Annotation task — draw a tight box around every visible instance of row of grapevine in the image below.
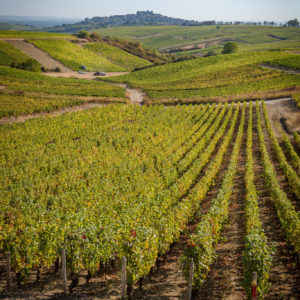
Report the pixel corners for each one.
[242,102,273,299]
[294,132,300,150]
[261,101,300,200]
[256,102,300,252]
[180,102,244,288]
[161,103,221,181]
[281,132,300,176]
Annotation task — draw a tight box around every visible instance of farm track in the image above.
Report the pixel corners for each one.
[252,106,300,299]
[194,109,247,300]
[130,105,239,299]
[259,64,300,75]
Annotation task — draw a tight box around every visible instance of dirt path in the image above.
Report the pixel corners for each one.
[195,114,247,300]
[259,64,300,75]
[44,71,129,79]
[0,102,106,125]
[252,105,300,298]
[265,98,300,137]
[6,40,72,72]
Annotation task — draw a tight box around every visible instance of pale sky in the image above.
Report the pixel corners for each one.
[0,0,299,22]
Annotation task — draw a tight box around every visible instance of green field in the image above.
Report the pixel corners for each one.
[0,30,72,39]
[0,40,31,66]
[95,25,300,53]
[106,51,300,103]
[85,42,152,71]
[27,39,125,71]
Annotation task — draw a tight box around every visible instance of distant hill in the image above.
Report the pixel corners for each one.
[0,16,82,28]
[0,22,35,31]
[40,11,215,33]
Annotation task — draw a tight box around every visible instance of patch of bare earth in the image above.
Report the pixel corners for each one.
[194,111,247,300]
[265,98,300,138]
[251,106,300,299]
[6,40,71,72]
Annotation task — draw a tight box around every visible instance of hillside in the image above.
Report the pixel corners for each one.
[106,51,300,103]
[27,39,126,72]
[85,42,152,71]
[0,22,34,31]
[95,25,300,53]
[40,11,201,33]
[0,40,33,66]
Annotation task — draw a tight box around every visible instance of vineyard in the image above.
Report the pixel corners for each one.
[106,51,300,103]
[95,25,300,52]
[0,40,33,67]
[0,101,299,298]
[27,39,125,72]
[0,66,128,117]
[85,43,152,71]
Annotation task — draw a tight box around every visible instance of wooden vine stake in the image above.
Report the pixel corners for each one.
[6,251,11,292]
[121,256,127,300]
[187,258,194,300]
[61,249,67,293]
[251,272,257,300]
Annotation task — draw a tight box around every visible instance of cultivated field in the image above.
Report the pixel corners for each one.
[0,26,299,299]
[106,51,300,103]
[27,39,125,72]
[95,25,300,53]
[0,102,299,299]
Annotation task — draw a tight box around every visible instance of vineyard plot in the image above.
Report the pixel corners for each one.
[0,102,299,299]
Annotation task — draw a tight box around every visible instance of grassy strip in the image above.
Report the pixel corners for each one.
[243,102,273,299]
[180,102,244,288]
[257,101,300,252]
[0,30,72,39]
[262,101,300,200]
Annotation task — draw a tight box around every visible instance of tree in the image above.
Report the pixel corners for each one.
[221,42,238,54]
[287,18,299,27]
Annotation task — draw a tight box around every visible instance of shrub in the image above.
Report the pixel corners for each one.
[90,32,102,41]
[77,30,90,39]
[222,42,238,54]
[11,58,41,72]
